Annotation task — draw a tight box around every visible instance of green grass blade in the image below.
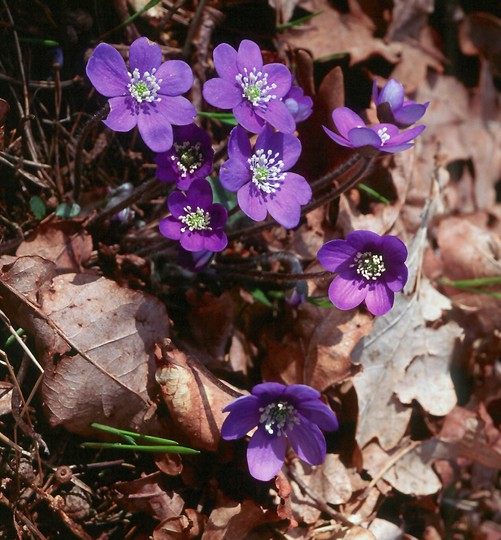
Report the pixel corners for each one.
[81,442,200,455]
[277,10,323,31]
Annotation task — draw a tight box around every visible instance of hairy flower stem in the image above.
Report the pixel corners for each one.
[73,103,110,203]
[227,155,373,240]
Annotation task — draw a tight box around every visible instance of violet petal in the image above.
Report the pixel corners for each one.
[328,275,368,310]
[296,400,339,432]
[236,40,263,73]
[221,395,261,440]
[86,43,129,97]
[260,99,296,134]
[159,217,182,240]
[137,108,173,152]
[156,60,194,96]
[287,417,326,465]
[103,96,137,132]
[247,427,286,481]
[213,43,239,80]
[317,239,358,273]
[332,107,365,137]
[129,37,161,73]
[237,183,268,222]
[364,282,394,316]
[203,78,242,109]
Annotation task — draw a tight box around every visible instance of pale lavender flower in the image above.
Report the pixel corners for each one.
[220,125,311,229]
[159,179,227,252]
[318,230,408,316]
[86,37,196,152]
[154,124,214,190]
[202,40,295,134]
[284,83,313,123]
[372,78,429,128]
[221,382,338,482]
[323,107,425,157]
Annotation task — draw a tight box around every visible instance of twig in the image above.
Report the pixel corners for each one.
[73,104,110,203]
[287,465,354,526]
[182,0,209,58]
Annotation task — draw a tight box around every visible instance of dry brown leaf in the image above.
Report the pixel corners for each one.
[368,518,405,540]
[201,495,269,540]
[113,471,184,522]
[290,455,353,524]
[0,256,169,436]
[16,221,92,274]
[261,302,371,391]
[363,441,441,496]
[436,216,501,333]
[280,0,402,65]
[352,278,462,449]
[155,341,241,451]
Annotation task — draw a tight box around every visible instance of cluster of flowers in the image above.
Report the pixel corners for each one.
[86,37,426,481]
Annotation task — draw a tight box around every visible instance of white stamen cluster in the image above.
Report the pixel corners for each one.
[377,126,390,144]
[248,149,286,194]
[236,67,277,107]
[259,401,300,436]
[179,205,212,232]
[352,251,386,280]
[128,67,162,103]
[171,141,203,177]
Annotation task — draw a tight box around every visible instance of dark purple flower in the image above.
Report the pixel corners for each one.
[159,179,228,252]
[221,382,338,482]
[284,83,313,123]
[323,107,425,157]
[202,40,295,134]
[372,78,429,128]
[317,230,408,316]
[154,124,214,190]
[220,125,311,229]
[177,246,214,272]
[86,37,196,153]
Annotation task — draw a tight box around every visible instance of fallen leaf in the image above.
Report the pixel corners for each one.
[290,454,353,524]
[201,495,269,540]
[114,471,184,522]
[155,340,242,451]
[16,221,92,274]
[0,256,170,436]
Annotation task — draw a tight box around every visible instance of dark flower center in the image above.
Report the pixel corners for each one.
[236,67,277,107]
[353,251,386,280]
[179,205,212,232]
[128,67,162,103]
[248,149,286,194]
[259,400,300,436]
[172,141,203,177]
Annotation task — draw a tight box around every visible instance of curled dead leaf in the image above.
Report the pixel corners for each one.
[155,340,242,451]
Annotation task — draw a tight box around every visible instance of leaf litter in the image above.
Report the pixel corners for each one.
[0,1,500,539]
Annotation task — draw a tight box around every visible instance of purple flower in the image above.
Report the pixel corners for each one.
[86,37,196,153]
[284,83,313,123]
[177,246,214,273]
[220,125,312,229]
[317,230,408,316]
[323,107,425,157]
[159,179,227,252]
[202,40,295,134]
[154,124,214,190]
[221,382,338,482]
[372,78,429,128]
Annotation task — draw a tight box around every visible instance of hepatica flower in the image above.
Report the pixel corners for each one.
[159,179,227,252]
[372,78,429,128]
[221,382,338,482]
[86,37,196,152]
[220,125,311,229]
[284,82,313,123]
[323,107,425,157]
[318,230,408,316]
[154,124,214,190]
[203,40,295,134]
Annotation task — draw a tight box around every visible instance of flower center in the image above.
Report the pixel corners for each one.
[259,400,300,436]
[236,67,277,107]
[172,141,203,178]
[353,251,386,280]
[128,67,162,103]
[377,127,390,144]
[248,149,286,194]
[179,205,212,232]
